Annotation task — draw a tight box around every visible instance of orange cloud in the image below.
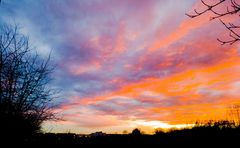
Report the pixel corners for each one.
[69,50,240,125]
[43,0,240,133]
[148,15,210,52]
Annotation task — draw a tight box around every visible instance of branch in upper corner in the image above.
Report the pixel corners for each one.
[186,0,240,45]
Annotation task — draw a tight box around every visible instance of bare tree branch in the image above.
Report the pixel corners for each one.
[186,0,240,45]
[0,24,57,139]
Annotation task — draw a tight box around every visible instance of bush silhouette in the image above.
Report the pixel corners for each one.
[131,128,141,135]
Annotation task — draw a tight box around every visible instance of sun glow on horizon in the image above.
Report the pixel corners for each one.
[133,120,195,130]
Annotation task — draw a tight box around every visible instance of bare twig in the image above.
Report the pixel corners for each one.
[186,0,240,45]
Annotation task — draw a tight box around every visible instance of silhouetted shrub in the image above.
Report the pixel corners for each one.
[131,128,141,135]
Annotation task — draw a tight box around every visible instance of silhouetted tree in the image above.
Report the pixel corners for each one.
[154,128,166,135]
[0,24,55,141]
[131,128,141,135]
[186,0,240,45]
[195,120,237,128]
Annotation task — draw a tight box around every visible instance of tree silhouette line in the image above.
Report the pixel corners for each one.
[14,120,239,146]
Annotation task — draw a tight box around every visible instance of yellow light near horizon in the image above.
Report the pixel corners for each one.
[133,120,194,129]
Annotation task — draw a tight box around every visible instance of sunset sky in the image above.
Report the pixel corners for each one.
[0,0,240,134]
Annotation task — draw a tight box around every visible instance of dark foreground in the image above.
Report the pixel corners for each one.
[2,123,240,147]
